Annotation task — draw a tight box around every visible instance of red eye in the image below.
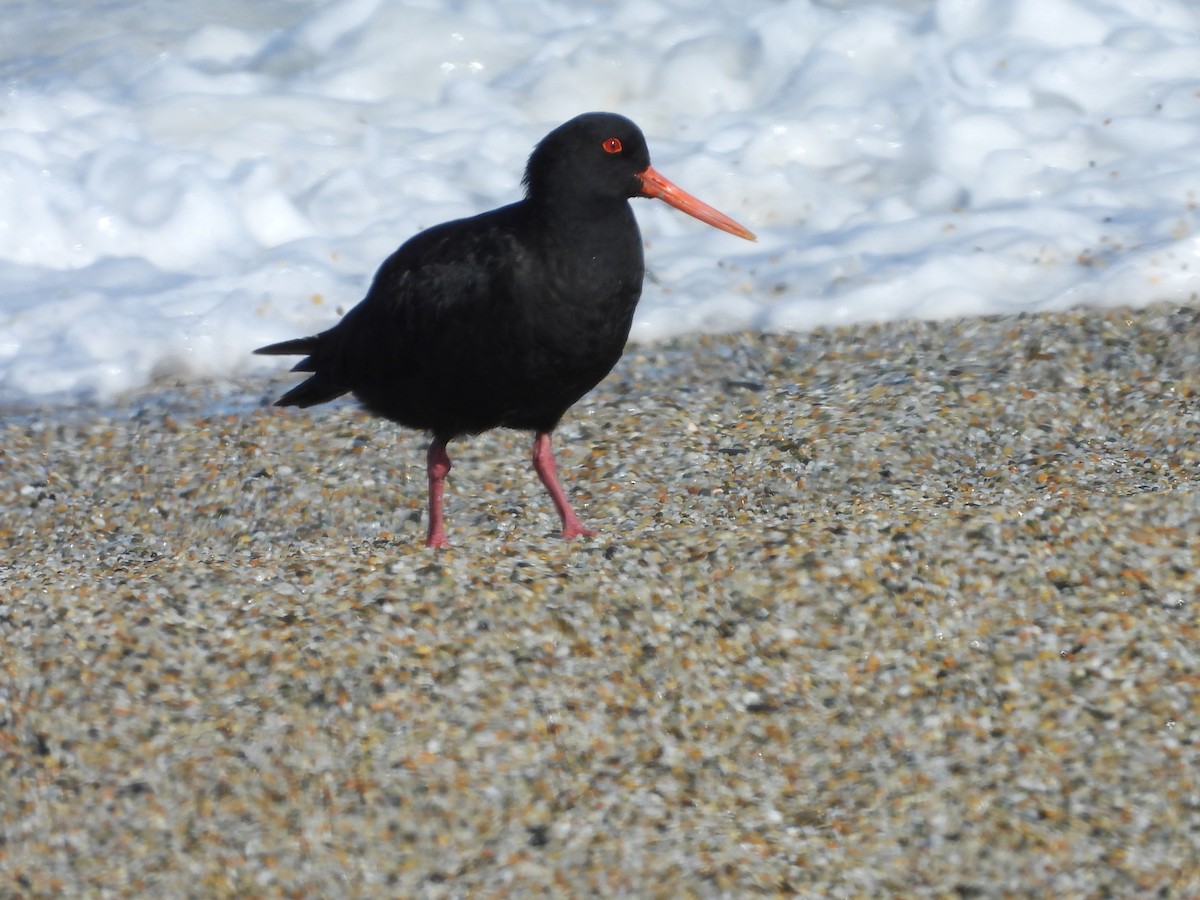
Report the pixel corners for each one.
[602,137,623,154]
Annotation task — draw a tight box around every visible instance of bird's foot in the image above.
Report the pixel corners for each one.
[561,523,598,541]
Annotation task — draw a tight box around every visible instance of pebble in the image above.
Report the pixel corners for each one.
[2,303,1199,896]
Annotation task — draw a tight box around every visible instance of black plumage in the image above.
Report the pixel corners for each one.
[256,112,754,547]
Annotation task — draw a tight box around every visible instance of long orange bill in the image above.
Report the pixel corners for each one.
[637,165,757,241]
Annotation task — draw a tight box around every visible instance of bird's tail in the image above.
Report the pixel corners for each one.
[273,374,346,408]
[255,335,348,408]
[254,336,320,359]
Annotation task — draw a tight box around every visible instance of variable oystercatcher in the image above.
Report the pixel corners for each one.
[256,112,755,548]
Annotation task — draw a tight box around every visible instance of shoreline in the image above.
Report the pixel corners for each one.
[3,302,1198,895]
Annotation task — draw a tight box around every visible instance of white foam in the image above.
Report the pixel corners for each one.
[2,0,1199,405]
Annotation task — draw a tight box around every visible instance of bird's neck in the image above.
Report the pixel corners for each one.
[526,193,640,252]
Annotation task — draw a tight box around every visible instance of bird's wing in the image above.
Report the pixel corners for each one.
[326,205,531,386]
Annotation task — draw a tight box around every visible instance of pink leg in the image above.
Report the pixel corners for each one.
[426,440,452,549]
[532,430,596,540]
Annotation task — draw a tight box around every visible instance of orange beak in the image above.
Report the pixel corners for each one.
[637,165,756,241]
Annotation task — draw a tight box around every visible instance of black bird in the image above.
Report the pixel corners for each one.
[255,112,755,548]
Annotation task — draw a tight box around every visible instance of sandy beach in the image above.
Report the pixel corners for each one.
[3,303,1199,896]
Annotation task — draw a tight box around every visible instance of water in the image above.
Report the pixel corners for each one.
[2,0,1198,406]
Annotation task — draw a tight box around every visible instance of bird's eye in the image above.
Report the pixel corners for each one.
[602,137,623,154]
